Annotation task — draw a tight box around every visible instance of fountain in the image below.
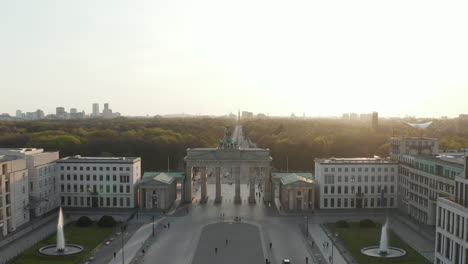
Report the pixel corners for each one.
[361,219,406,258]
[39,207,84,256]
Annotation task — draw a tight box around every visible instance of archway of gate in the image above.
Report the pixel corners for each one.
[182,147,273,204]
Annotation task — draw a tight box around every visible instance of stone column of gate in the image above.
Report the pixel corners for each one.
[248,167,256,203]
[184,165,193,202]
[234,166,241,204]
[263,167,272,202]
[200,166,207,202]
[215,167,222,203]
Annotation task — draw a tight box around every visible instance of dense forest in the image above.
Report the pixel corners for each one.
[0,118,233,171]
[243,118,468,172]
[0,117,467,173]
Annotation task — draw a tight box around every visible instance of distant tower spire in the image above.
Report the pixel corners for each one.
[238,109,240,122]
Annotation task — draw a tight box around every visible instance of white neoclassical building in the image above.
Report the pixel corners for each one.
[0,155,29,237]
[57,156,141,208]
[315,157,398,209]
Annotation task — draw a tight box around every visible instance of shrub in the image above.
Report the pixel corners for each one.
[76,216,93,227]
[98,215,116,227]
[336,220,349,228]
[359,219,375,228]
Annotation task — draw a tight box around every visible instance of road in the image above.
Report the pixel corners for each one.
[141,184,315,264]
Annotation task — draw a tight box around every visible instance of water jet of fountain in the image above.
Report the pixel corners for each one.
[56,207,66,252]
[379,219,389,255]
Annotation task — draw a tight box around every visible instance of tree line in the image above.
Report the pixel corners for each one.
[242,118,468,172]
[0,118,234,172]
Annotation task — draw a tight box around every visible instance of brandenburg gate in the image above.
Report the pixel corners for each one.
[182,131,273,204]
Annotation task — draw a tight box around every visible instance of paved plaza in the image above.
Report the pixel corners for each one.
[192,222,264,264]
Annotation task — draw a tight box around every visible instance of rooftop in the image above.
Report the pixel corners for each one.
[272,172,314,185]
[407,154,464,168]
[0,155,22,163]
[391,136,438,141]
[315,157,397,164]
[57,155,140,164]
[141,172,184,184]
[0,148,57,155]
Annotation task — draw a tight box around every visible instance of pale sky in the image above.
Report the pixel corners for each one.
[1,0,467,117]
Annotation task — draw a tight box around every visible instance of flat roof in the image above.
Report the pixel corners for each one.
[315,157,397,164]
[57,156,140,164]
[391,136,437,140]
[410,155,464,168]
[0,155,22,163]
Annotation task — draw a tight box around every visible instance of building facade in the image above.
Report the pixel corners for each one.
[435,158,468,264]
[273,173,315,211]
[0,155,29,237]
[138,172,184,210]
[398,154,463,225]
[57,156,141,209]
[390,136,439,162]
[315,158,398,209]
[0,148,59,218]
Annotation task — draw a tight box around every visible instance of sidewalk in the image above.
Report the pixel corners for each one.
[308,224,347,264]
[107,217,168,264]
[389,215,435,262]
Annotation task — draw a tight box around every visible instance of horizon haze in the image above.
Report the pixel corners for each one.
[1,0,467,118]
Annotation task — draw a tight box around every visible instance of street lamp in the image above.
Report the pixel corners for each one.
[152,216,155,236]
[121,226,125,264]
[304,216,309,237]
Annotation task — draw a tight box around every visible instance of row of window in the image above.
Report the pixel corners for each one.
[322,197,395,208]
[60,165,131,172]
[435,232,466,263]
[324,174,396,184]
[60,184,132,194]
[437,206,468,242]
[323,166,395,173]
[60,196,132,207]
[60,174,131,183]
[323,185,395,195]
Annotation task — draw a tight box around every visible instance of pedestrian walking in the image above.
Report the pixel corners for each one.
[113,252,116,258]
[215,247,218,254]
[306,256,309,263]
[269,242,272,249]
[168,222,170,229]
[265,258,269,264]
[142,249,145,255]
[226,239,228,245]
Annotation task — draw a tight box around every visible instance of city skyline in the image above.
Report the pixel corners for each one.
[1,0,468,118]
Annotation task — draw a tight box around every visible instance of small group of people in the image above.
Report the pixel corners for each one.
[322,241,329,249]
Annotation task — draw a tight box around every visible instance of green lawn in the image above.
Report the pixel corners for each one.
[13,223,114,264]
[327,222,431,264]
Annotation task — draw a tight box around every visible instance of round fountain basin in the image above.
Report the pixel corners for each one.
[361,246,407,258]
[39,244,84,256]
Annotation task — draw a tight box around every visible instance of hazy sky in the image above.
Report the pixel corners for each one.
[1,0,467,117]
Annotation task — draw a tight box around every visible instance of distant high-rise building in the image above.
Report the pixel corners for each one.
[372,112,378,130]
[35,109,44,119]
[92,103,99,116]
[56,107,66,119]
[241,111,253,120]
[15,110,22,118]
[102,103,113,118]
[70,108,77,114]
